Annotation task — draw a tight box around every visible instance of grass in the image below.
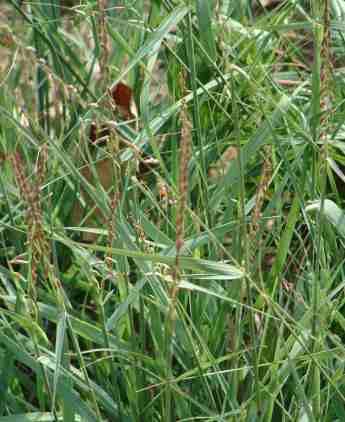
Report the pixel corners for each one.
[1,0,345,420]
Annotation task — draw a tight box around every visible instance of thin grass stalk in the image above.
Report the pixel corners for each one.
[32,5,49,131]
[231,76,261,410]
[311,0,333,418]
[229,80,245,405]
[309,4,323,419]
[185,13,209,221]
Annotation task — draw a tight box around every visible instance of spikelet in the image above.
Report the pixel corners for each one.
[249,144,272,262]
[97,0,109,84]
[11,151,49,297]
[171,99,192,302]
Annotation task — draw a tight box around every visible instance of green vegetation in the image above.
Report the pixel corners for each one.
[1,0,345,420]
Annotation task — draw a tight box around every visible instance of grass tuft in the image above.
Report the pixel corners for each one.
[2,0,345,420]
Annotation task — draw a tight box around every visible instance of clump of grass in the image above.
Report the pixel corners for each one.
[2,0,345,421]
